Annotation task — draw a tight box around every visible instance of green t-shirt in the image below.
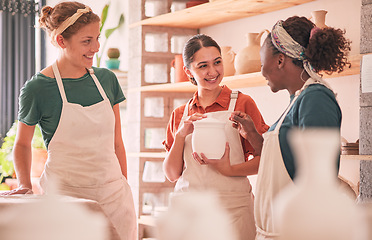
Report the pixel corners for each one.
[268,84,342,180]
[18,67,125,149]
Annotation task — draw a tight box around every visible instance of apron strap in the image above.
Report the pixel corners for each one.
[51,63,110,104]
[52,62,68,103]
[256,225,280,238]
[181,99,192,122]
[273,78,332,133]
[227,91,239,112]
[87,68,110,102]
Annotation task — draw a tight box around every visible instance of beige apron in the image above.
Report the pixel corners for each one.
[175,91,256,240]
[254,78,325,240]
[40,63,137,240]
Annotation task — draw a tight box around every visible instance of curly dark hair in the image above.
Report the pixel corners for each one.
[39,1,100,40]
[182,34,221,85]
[265,16,351,74]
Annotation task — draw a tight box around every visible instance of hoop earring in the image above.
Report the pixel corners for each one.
[300,69,307,82]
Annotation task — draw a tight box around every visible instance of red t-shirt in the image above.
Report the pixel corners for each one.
[163,86,269,160]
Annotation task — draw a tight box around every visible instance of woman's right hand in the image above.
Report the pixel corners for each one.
[229,111,257,140]
[176,113,207,138]
[0,187,33,196]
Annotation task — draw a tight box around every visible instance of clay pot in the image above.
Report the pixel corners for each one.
[234,30,268,74]
[107,48,120,59]
[171,54,189,83]
[311,10,328,28]
[192,117,226,159]
[186,0,209,8]
[221,46,236,77]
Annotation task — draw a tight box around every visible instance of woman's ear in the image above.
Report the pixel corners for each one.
[56,35,66,48]
[183,66,193,79]
[277,53,285,69]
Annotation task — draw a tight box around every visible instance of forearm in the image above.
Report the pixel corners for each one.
[163,133,185,182]
[115,142,127,178]
[246,130,264,156]
[13,143,32,189]
[225,156,260,177]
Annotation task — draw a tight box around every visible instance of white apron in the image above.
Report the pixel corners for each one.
[40,63,137,240]
[175,91,256,240]
[254,78,325,240]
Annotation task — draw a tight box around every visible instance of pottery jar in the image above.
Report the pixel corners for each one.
[221,46,236,77]
[192,117,226,159]
[273,128,361,240]
[311,10,328,28]
[171,54,189,83]
[234,30,268,74]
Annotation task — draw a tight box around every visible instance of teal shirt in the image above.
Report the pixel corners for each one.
[18,67,125,149]
[268,84,342,180]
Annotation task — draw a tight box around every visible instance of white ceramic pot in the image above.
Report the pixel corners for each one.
[192,117,226,159]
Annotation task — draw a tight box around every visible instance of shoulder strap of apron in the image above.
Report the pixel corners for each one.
[182,99,192,120]
[87,68,110,102]
[227,91,239,112]
[273,78,324,133]
[182,90,239,119]
[52,62,68,103]
[51,63,109,103]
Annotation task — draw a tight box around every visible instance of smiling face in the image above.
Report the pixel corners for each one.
[184,46,224,91]
[59,21,100,69]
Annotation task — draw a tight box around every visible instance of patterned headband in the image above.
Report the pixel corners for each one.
[50,6,91,47]
[271,20,324,83]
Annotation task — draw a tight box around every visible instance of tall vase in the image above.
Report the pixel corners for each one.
[220,46,236,77]
[234,30,267,74]
[274,128,359,240]
[311,10,327,28]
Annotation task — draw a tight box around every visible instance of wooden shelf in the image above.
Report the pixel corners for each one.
[341,155,372,161]
[129,54,361,93]
[130,0,315,29]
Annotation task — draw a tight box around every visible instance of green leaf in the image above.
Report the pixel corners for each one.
[104,14,124,39]
[100,4,110,32]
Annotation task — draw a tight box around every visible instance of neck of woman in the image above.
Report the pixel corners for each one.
[197,86,223,109]
[56,58,88,79]
[287,68,310,95]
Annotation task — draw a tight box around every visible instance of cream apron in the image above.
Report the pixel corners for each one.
[254,79,325,240]
[40,63,137,240]
[175,91,256,240]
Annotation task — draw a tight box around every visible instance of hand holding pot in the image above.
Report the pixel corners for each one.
[193,143,233,176]
[230,111,256,140]
[176,113,207,138]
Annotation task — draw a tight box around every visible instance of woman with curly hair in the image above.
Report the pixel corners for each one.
[228,16,351,239]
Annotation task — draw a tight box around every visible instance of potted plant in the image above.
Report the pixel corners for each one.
[0,121,47,189]
[105,47,121,69]
[95,3,125,67]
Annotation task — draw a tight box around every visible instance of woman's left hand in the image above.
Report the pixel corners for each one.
[192,143,232,176]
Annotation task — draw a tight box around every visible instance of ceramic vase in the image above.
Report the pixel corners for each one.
[274,128,359,240]
[171,54,189,83]
[221,46,236,77]
[192,117,226,159]
[234,30,267,74]
[311,10,327,28]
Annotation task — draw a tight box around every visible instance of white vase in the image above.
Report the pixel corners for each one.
[274,128,359,240]
[192,117,226,159]
[311,10,327,28]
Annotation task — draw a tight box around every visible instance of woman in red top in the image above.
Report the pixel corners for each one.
[163,34,269,240]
